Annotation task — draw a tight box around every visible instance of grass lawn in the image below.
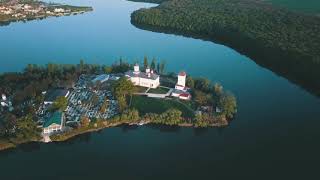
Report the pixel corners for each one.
[130,95,194,118]
[134,86,149,93]
[147,87,169,94]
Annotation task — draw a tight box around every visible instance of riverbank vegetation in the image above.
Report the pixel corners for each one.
[130,0,320,96]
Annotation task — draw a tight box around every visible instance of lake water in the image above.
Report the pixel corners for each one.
[0,0,319,179]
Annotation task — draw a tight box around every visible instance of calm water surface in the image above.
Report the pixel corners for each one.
[0,0,319,179]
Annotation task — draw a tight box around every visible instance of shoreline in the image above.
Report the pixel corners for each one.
[0,1,93,27]
[0,120,228,152]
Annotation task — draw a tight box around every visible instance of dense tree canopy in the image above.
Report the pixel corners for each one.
[132,0,320,61]
[131,0,320,96]
[112,77,135,112]
[52,96,68,112]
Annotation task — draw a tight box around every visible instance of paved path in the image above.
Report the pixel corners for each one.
[134,87,173,99]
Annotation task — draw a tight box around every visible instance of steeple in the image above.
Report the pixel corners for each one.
[133,63,140,74]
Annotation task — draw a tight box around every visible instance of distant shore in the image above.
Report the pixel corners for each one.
[0,1,93,26]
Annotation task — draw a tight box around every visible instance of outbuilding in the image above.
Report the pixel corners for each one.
[43,111,64,134]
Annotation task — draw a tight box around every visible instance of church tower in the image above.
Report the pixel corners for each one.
[133,63,140,74]
[175,71,186,91]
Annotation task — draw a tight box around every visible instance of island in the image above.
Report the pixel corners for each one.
[130,0,320,97]
[0,58,237,151]
[0,0,93,26]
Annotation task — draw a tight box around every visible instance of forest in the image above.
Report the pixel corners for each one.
[130,0,320,96]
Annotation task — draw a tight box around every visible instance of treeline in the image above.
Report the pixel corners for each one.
[131,0,320,96]
[110,108,183,126]
[186,76,237,127]
[132,0,320,61]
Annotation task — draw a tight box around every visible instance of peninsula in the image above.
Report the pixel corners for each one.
[0,58,237,151]
[0,0,93,26]
[130,0,320,97]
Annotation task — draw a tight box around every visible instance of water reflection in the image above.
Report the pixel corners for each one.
[147,124,181,133]
[120,124,139,132]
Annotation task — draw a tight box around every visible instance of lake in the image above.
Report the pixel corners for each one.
[0,0,319,179]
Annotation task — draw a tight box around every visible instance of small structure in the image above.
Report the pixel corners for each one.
[92,74,109,83]
[125,64,160,89]
[179,93,191,100]
[43,111,64,134]
[44,89,70,105]
[54,8,65,13]
[171,71,191,100]
[1,102,8,107]
[1,94,6,101]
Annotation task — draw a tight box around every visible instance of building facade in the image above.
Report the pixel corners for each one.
[43,112,64,134]
[172,71,191,100]
[125,64,160,89]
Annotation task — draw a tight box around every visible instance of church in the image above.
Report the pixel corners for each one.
[125,63,160,89]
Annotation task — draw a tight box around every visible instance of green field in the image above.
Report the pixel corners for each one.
[130,95,194,118]
[147,87,169,94]
[266,0,320,14]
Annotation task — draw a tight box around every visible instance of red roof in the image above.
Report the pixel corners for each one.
[178,71,186,76]
[180,93,190,97]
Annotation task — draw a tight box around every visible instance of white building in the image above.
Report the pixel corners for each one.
[1,102,8,107]
[43,112,64,134]
[171,71,191,100]
[54,8,65,13]
[125,64,160,89]
[23,4,32,9]
[175,71,187,91]
[2,94,6,101]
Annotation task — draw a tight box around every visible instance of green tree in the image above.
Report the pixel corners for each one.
[0,113,17,137]
[80,116,90,127]
[213,83,223,96]
[119,57,123,65]
[186,76,195,88]
[52,96,68,111]
[156,62,160,73]
[160,109,182,125]
[100,99,109,113]
[195,78,210,92]
[112,77,135,112]
[194,90,210,105]
[16,114,41,140]
[79,59,85,73]
[26,64,33,73]
[104,66,112,74]
[143,56,149,69]
[160,60,166,74]
[151,58,156,70]
[120,108,140,122]
[218,92,237,118]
